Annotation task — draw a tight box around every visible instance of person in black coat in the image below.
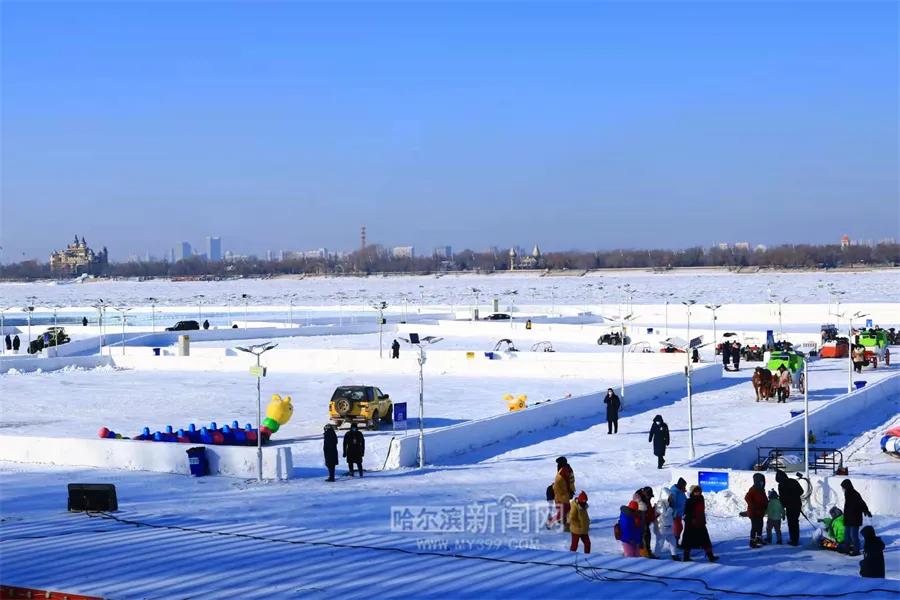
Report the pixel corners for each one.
[323,424,339,481]
[391,339,400,359]
[859,525,885,578]
[12,335,20,352]
[721,341,731,371]
[202,319,210,330]
[604,388,621,434]
[775,469,804,545]
[82,316,88,327]
[4,334,10,351]
[343,423,365,477]
[841,479,872,556]
[731,342,741,371]
[648,415,670,469]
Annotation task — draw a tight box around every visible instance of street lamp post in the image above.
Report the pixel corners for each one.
[399,334,443,468]
[288,294,297,328]
[196,295,205,323]
[683,300,697,459]
[241,294,250,328]
[92,300,108,356]
[504,290,518,329]
[22,305,34,352]
[803,358,810,478]
[847,311,868,393]
[52,306,61,357]
[705,304,722,355]
[0,307,13,354]
[112,306,132,355]
[235,342,278,482]
[600,313,636,406]
[372,301,388,358]
[147,298,158,333]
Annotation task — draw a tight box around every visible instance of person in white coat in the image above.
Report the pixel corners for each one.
[655,491,682,561]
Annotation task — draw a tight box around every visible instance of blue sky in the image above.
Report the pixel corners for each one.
[1,1,897,261]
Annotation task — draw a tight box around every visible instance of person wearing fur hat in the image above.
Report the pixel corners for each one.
[766,489,785,544]
[568,490,591,554]
[841,479,872,556]
[654,492,681,560]
[744,473,769,548]
[669,477,688,546]
[682,485,719,562]
[859,526,885,578]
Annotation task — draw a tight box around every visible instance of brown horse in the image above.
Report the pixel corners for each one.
[752,367,775,402]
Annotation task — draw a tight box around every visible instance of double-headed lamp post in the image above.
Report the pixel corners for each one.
[92,300,108,356]
[236,342,278,482]
[195,295,205,323]
[704,304,722,354]
[22,304,35,350]
[112,306,132,355]
[600,313,636,406]
[0,307,13,354]
[399,334,443,468]
[683,300,697,459]
[847,311,868,393]
[372,301,388,358]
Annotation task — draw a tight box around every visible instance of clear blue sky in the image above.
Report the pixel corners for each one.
[2,1,897,261]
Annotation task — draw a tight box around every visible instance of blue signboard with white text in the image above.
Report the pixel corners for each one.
[698,471,729,493]
[393,402,408,432]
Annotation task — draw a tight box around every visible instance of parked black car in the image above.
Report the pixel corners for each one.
[165,320,200,332]
[483,313,511,321]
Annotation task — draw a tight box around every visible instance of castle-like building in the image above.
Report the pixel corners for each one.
[509,244,544,270]
[50,235,108,274]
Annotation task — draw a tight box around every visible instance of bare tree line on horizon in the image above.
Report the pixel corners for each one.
[1,242,898,281]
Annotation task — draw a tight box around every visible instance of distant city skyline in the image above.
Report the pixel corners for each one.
[1,2,897,261]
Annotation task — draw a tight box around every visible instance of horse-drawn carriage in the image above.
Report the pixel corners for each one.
[855,329,891,367]
[766,350,806,394]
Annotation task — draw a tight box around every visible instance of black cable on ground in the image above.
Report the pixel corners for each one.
[69,512,897,598]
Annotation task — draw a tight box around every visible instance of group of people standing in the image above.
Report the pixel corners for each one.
[322,423,366,481]
[546,456,592,554]
[721,341,742,371]
[4,334,21,353]
[618,478,719,562]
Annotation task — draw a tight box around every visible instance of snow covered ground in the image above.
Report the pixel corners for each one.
[1,274,898,597]
[1,268,898,309]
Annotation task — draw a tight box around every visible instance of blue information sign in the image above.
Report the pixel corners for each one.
[393,402,408,432]
[698,471,729,493]
[865,319,873,329]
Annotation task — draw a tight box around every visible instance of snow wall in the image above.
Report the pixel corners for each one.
[111,347,695,380]
[0,355,113,374]
[688,372,900,470]
[0,435,294,480]
[384,364,722,468]
[669,467,900,518]
[670,372,900,517]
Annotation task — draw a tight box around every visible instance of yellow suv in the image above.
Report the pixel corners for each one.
[329,386,393,430]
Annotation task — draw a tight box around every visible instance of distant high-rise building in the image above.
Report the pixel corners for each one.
[266,250,273,261]
[179,242,192,261]
[433,245,452,259]
[734,242,750,251]
[841,234,850,248]
[207,236,222,262]
[392,246,414,259]
[717,242,730,250]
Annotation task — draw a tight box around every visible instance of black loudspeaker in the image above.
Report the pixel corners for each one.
[67,483,118,512]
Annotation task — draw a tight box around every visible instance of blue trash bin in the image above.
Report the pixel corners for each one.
[790,410,804,418]
[187,447,209,477]
[153,348,161,356]
[854,381,867,390]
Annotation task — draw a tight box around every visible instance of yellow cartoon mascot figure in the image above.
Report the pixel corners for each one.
[260,394,293,440]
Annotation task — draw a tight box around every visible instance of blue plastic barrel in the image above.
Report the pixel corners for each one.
[790,410,804,418]
[854,381,867,389]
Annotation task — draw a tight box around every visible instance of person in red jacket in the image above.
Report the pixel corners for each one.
[683,485,719,562]
[744,473,769,548]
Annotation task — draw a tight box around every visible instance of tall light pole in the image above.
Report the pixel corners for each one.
[803,357,810,479]
[22,305,34,351]
[372,301,388,358]
[399,334,443,468]
[241,293,250,328]
[112,306,132,355]
[147,297,158,333]
[418,285,425,314]
[195,294,205,323]
[51,306,61,357]
[287,294,297,328]
[504,289,518,328]
[705,304,722,354]
[92,300,108,356]
[236,342,278,482]
[769,297,789,339]
[683,300,697,460]
[0,307,13,354]
[847,311,868,393]
[600,313,636,405]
